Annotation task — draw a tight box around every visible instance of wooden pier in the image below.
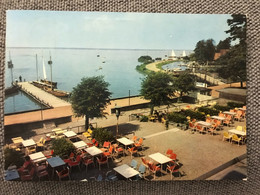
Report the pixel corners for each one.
[17,82,71,108]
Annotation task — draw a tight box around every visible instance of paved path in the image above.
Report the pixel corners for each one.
[145,61,164,72]
[17,82,71,108]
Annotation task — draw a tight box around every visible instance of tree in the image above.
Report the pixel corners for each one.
[140,72,175,115]
[217,14,246,87]
[70,76,112,129]
[138,56,153,64]
[194,39,216,64]
[174,73,196,97]
[216,38,231,52]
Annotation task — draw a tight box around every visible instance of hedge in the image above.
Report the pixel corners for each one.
[197,106,219,116]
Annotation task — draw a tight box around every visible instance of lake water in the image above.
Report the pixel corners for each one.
[5,48,192,114]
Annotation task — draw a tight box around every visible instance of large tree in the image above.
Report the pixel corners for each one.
[70,76,112,129]
[140,72,175,115]
[217,14,246,87]
[194,39,216,64]
[216,38,231,52]
[174,73,196,97]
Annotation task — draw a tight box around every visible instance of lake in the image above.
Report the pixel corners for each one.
[5,48,192,114]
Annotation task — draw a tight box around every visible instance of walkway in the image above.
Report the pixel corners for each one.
[192,72,225,85]
[145,61,163,72]
[17,82,71,108]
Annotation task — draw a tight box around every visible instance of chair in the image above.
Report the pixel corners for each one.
[96,155,109,170]
[208,125,217,136]
[166,149,173,157]
[100,141,111,152]
[189,122,196,133]
[103,146,114,161]
[206,118,211,123]
[36,164,49,180]
[141,157,150,168]
[130,164,147,181]
[82,129,93,140]
[223,132,232,142]
[236,126,243,131]
[128,146,138,159]
[105,171,118,181]
[196,125,205,134]
[234,111,243,121]
[169,153,179,165]
[223,115,232,126]
[56,167,70,181]
[134,138,143,150]
[148,163,161,180]
[130,159,138,169]
[131,135,138,142]
[36,137,44,147]
[87,138,97,147]
[82,157,95,173]
[27,146,36,154]
[90,174,103,181]
[113,144,124,158]
[166,162,181,180]
[21,167,35,181]
[67,155,81,171]
[219,113,225,118]
[231,134,243,146]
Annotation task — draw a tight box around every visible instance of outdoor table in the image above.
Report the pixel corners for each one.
[196,121,212,127]
[22,139,36,147]
[113,164,139,179]
[85,146,103,156]
[47,156,66,177]
[228,129,246,136]
[238,107,246,111]
[29,152,47,163]
[12,137,24,144]
[4,169,20,181]
[211,116,225,121]
[63,131,77,138]
[117,137,134,156]
[149,152,172,172]
[73,141,87,150]
[223,111,236,116]
[52,128,62,132]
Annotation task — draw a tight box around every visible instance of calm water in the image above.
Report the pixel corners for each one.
[5,48,192,114]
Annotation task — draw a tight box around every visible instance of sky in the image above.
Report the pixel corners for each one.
[6,11,232,50]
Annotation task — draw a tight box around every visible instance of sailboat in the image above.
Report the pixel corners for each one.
[182,50,187,57]
[40,56,57,89]
[168,49,177,60]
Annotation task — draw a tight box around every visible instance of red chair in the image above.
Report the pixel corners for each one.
[21,167,35,181]
[131,135,138,142]
[96,155,109,170]
[166,162,181,180]
[208,125,217,136]
[82,157,95,173]
[87,138,97,147]
[206,118,211,123]
[189,122,196,133]
[169,153,179,165]
[94,141,99,147]
[141,157,150,168]
[67,155,81,172]
[100,141,111,152]
[234,111,243,121]
[36,164,49,181]
[128,146,138,159]
[103,146,114,161]
[56,167,70,181]
[44,150,54,159]
[166,149,173,157]
[148,163,161,180]
[134,138,143,150]
[113,144,124,158]
[196,125,205,134]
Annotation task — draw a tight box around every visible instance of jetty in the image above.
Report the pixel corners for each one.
[17,82,71,108]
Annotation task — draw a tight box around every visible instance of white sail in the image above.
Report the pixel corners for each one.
[42,57,47,80]
[171,50,176,57]
[182,50,187,57]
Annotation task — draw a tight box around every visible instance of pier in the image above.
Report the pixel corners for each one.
[17,82,71,108]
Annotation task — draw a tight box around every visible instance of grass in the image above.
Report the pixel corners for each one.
[135,63,153,75]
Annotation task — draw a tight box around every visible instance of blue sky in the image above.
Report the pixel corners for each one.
[6,11,232,50]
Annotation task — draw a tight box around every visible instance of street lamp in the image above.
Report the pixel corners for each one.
[115,106,121,138]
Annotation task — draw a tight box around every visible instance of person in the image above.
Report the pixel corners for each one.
[19,75,22,82]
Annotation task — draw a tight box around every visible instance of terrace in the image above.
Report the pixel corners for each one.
[4,102,246,181]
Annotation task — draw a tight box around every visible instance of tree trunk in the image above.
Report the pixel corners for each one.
[150,105,154,115]
[240,81,243,88]
[85,114,89,130]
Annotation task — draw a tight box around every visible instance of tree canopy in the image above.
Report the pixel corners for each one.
[194,39,216,64]
[174,73,196,97]
[216,38,231,52]
[70,76,112,129]
[140,72,175,114]
[138,56,153,64]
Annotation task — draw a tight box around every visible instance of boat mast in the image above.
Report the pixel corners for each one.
[36,54,39,81]
[7,51,14,85]
[48,52,53,91]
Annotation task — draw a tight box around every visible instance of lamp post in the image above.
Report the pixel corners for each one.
[115,106,121,138]
[48,54,53,91]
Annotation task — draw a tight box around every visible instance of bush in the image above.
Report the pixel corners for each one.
[51,138,76,159]
[180,110,205,121]
[197,106,219,116]
[92,128,114,146]
[140,115,148,122]
[213,104,230,112]
[227,102,245,109]
[167,112,187,124]
[4,147,24,169]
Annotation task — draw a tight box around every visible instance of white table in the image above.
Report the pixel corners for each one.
[22,139,36,147]
[197,121,212,127]
[228,129,246,136]
[63,131,77,138]
[117,137,134,156]
[12,137,24,144]
[223,111,236,116]
[238,108,246,111]
[73,141,87,149]
[113,164,139,179]
[52,128,62,132]
[29,152,47,163]
[149,152,172,171]
[211,116,225,121]
[85,146,103,156]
